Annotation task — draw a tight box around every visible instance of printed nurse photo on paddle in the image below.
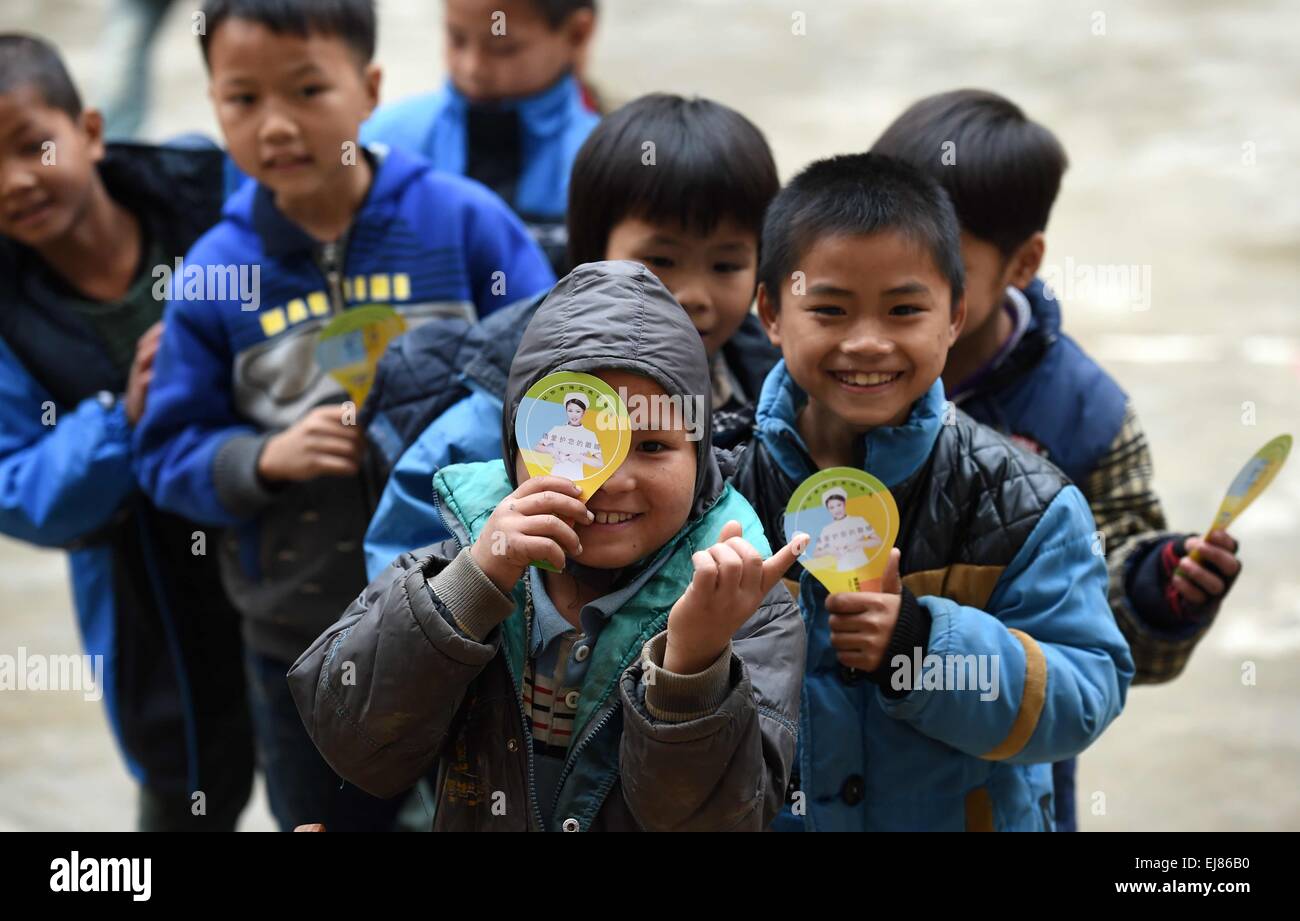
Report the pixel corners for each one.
[535,391,605,481]
[813,486,883,571]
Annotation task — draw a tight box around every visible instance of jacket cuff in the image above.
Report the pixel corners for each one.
[1127,534,1211,632]
[641,631,734,723]
[868,586,932,699]
[212,432,278,520]
[429,548,516,642]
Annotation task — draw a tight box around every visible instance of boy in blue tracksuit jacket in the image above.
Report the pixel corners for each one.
[0,34,253,830]
[361,94,783,577]
[133,0,553,831]
[872,89,1243,830]
[362,0,599,274]
[730,153,1133,831]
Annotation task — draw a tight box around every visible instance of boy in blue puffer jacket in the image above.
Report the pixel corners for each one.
[731,152,1134,831]
[363,0,600,274]
[0,33,253,830]
[133,0,553,832]
[872,89,1244,830]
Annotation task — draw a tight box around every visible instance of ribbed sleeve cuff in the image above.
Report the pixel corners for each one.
[212,432,278,520]
[868,586,932,698]
[429,548,517,641]
[641,631,734,723]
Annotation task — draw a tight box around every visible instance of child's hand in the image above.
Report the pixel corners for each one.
[664,521,809,675]
[469,475,593,594]
[1174,529,1241,605]
[825,548,903,672]
[257,404,366,483]
[125,322,164,425]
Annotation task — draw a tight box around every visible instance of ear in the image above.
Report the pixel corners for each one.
[948,289,968,346]
[362,63,383,120]
[756,283,782,347]
[80,108,106,163]
[565,8,597,60]
[1006,232,1045,289]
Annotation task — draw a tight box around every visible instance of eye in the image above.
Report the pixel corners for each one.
[713,261,744,273]
[809,305,846,317]
[890,304,924,316]
[639,440,668,454]
[300,84,327,98]
[643,255,675,269]
[226,93,256,106]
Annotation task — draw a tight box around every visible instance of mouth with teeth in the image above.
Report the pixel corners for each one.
[7,198,54,228]
[263,152,314,172]
[586,510,643,527]
[829,369,905,392]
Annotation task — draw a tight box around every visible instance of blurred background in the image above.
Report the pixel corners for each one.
[1,0,1296,831]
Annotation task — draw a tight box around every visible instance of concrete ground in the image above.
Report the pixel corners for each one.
[1,0,1296,831]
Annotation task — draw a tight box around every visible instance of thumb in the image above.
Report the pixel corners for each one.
[717,519,743,544]
[761,532,810,595]
[881,547,902,594]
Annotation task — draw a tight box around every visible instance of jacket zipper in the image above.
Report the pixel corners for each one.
[318,238,347,315]
[431,490,547,832]
[548,617,667,829]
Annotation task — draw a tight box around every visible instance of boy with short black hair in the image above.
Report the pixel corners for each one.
[871,88,1243,830]
[732,152,1134,831]
[290,260,806,831]
[134,0,554,831]
[363,0,601,273]
[0,32,253,830]
[361,93,782,576]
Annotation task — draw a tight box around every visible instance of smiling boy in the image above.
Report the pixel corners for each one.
[732,153,1134,831]
[290,261,806,831]
[133,0,553,831]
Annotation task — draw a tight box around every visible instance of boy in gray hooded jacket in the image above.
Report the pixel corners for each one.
[289,261,806,831]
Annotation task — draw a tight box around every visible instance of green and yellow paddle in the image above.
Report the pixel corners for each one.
[1189,433,1292,561]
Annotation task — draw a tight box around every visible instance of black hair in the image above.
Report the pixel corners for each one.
[530,0,597,29]
[199,0,376,65]
[567,93,778,267]
[758,152,966,310]
[871,89,1068,258]
[0,34,82,118]
[564,398,585,411]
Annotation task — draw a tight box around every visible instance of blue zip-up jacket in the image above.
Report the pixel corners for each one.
[0,142,252,802]
[133,145,554,663]
[363,75,599,274]
[731,363,1134,831]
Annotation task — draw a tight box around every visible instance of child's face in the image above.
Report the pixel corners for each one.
[444,0,594,104]
[0,86,103,249]
[759,230,966,430]
[606,216,759,358]
[516,370,698,569]
[206,19,380,205]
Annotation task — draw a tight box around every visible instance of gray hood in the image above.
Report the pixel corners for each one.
[503,260,724,522]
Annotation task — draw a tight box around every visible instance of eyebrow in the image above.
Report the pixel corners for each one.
[882,281,930,297]
[807,283,855,297]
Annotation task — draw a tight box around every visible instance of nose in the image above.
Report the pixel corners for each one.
[841,320,895,357]
[257,104,299,147]
[596,464,637,495]
[673,279,714,325]
[0,157,38,198]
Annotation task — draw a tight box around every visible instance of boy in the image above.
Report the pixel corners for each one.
[363,0,600,273]
[0,34,252,830]
[361,93,782,576]
[871,89,1243,830]
[134,0,554,831]
[732,153,1135,831]
[289,260,806,831]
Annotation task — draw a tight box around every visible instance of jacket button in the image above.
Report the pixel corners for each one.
[573,644,590,662]
[561,818,580,832]
[840,665,864,685]
[506,739,518,752]
[563,690,580,709]
[840,775,864,806]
